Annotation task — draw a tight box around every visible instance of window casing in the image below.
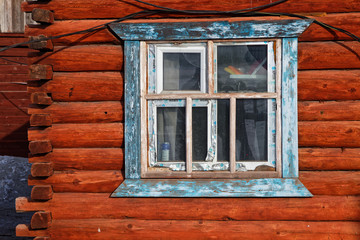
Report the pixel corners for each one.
[109,19,313,197]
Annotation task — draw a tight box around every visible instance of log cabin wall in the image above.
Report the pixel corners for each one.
[16,0,360,239]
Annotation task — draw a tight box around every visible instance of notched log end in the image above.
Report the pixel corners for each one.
[30,114,52,127]
[31,211,52,229]
[29,35,53,51]
[31,185,53,201]
[32,8,54,23]
[29,140,52,155]
[31,92,53,105]
[31,162,54,177]
[29,64,53,80]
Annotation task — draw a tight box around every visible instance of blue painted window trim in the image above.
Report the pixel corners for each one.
[109,19,313,197]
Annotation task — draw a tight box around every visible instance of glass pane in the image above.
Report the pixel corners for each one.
[163,53,201,91]
[157,107,186,162]
[236,99,267,161]
[193,107,207,161]
[217,100,230,162]
[217,45,268,92]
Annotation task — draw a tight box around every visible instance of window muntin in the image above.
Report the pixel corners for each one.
[144,40,281,178]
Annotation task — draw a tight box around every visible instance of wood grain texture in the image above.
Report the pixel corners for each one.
[31,185,53,201]
[29,148,124,170]
[28,102,123,123]
[30,114,52,126]
[31,211,52,229]
[298,70,360,101]
[28,35,54,51]
[298,41,360,70]
[31,92,52,105]
[29,64,53,80]
[298,101,360,121]
[28,170,124,193]
[28,123,123,148]
[31,162,54,177]
[31,8,54,23]
[29,140,52,154]
[16,224,47,237]
[17,220,360,240]
[16,194,360,221]
[28,45,123,71]
[21,0,360,19]
[299,121,360,147]
[299,148,360,170]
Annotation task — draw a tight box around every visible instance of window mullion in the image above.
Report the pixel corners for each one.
[186,97,193,174]
[229,97,236,173]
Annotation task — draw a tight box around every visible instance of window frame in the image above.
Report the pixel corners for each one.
[109,19,313,197]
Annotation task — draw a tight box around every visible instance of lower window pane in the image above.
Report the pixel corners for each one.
[236,99,268,161]
[193,107,208,161]
[217,100,230,162]
[157,107,186,162]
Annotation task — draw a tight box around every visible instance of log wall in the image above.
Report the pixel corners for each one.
[16,0,360,239]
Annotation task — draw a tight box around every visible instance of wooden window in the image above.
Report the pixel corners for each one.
[110,19,313,197]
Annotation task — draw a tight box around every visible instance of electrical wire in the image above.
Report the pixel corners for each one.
[0,0,359,65]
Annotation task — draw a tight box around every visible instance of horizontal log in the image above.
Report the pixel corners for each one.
[0,82,27,91]
[29,148,124,170]
[21,0,360,19]
[32,8,54,23]
[28,170,124,193]
[17,220,360,240]
[0,73,30,82]
[31,211,52,229]
[298,101,360,121]
[298,70,360,101]
[298,41,360,70]
[31,163,54,177]
[31,92,53,105]
[30,114,52,126]
[29,35,54,51]
[15,194,360,221]
[0,65,28,74]
[28,123,123,148]
[31,185,53,201]
[299,148,360,170]
[29,65,53,80]
[29,45,123,71]
[0,37,28,46]
[28,102,123,123]
[23,13,360,44]
[0,57,29,65]
[29,140,52,154]
[299,121,360,147]
[26,170,359,195]
[29,72,123,101]
[0,91,29,100]
[0,48,34,57]
[16,224,47,237]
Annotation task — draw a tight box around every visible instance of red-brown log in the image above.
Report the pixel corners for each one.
[298,70,360,101]
[0,48,34,57]
[298,101,360,121]
[28,102,123,123]
[299,121,360,147]
[0,73,30,82]
[31,185,53,201]
[0,82,27,91]
[28,45,123,71]
[299,148,360,170]
[28,72,123,101]
[29,148,124,170]
[298,41,360,70]
[29,140,52,154]
[32,8,54,23]
[29,35,54,51]
[0,37,28,46]
[17,219,360,240]
[29,65,53,80]
[16,224,47,237]
[28,123,123,148]
[15,194,360,221]
[31,92,52,105]
[28,170,124,193]
[0,57,29,65]
[31,211,52,229]
[30,114,52,126]
[33,237,50,240]
[31,163,54,177]
[21,0,360,19]
[0,65,28,74]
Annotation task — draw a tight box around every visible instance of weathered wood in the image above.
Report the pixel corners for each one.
[0,65,28,74]
[31,211,52,229]
[16,194,360,221]
[29,35,54,51]
[16,224,47,237]
[0,48,34,57]
[298,41,360,70]
[31,163,54,177]
[28,170,124,193]
[21,0,360,19]
[298,70,360,101]
[31,92,52,105]
[32,8,54,23]
[29,148,124,170]
[29,45,123,71]
[18,220,360,240]
[0,37,27,46]
[30,114,52,126]
[298,101,360,121]
[299,148,360,170]
[29,140,52,154]
[29,65,53,80]
[299,121,360,147]
[28,102,123,123]
[0,73,29,82]
[31,185,53,201]
[28,123,123,148]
